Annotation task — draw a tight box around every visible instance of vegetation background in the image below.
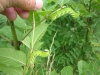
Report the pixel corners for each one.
[0,0,100,75]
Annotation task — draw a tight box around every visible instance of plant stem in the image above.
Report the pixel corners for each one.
[46,30,58,75]
[30,65,34,75]
[31,12,35,52]
[86,0,92,42]
[89,0,92,12]
[10,21,20,50]
[47,30,58,67]
[23,12,36,75]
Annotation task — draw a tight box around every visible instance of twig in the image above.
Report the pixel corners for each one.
[23,11,36,75]
[46,30,58,75]
[47,30,58,67]
[30,65,34,75]
[89,0,92,12]
[31,12,35,52]
[30,12,36,75]
[47,52,55,75]
[21,29,32,41]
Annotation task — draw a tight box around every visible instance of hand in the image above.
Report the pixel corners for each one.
[0,0,43,20]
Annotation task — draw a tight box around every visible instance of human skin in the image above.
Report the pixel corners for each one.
[0,0,43,20]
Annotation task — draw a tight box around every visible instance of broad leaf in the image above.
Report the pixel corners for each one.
[21,36,31,49]
[0,14,7,28]
[14,15,25,28]
[22,23,48,49]
[34,11,41,26]
[26,11,40,26]
[88,60,100,74]
[78,60,88,75]
[33,42,43,51]
[33,23,48,47]
[0,26,23,40]
[61,66,73,75]
[0,48,26,67]
[50,70,58,75]
[0,64,23,75]
[77,4,89,16]
[56,0,70,6]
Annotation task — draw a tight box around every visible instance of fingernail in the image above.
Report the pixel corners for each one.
[34,0,43,10]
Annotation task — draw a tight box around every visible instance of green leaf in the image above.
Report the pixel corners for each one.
[61,66,73,75]
[14,15,25,27]
[33,42,43,51]
[38,11,52,16]
[34,11,41,26]
[0,26,23,40]
[78,20,87,26]
[25,11,33,26]
[0,26,13,39]
[50,70,58,75]
[22,23,49,49]
[0,48,26,67]
[33,23,49,46]
[55,0,70,6]
[0,64,23,75]
[0,14,7,28]
[14,15,32,30]
[82,0,90,4]
[78,60,88,75]
[54,40,60,47]
[88,61,100,74]
[21,36,31,49]
[69,50,77,59]
[26,11,40,26]
[77,4,89,16]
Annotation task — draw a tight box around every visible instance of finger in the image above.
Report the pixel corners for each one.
[10,0,43,10]
[4,7,17,21]
[34,0,43,10]
[15,8,29,19]
[0,0,43,13]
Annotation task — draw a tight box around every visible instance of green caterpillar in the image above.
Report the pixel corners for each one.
[24,49,49,74]
[28,49,49,65]
[49,6,80,21]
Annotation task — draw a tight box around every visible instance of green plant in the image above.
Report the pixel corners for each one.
[42,0,100,74]
[0,1,79,74]
[0,0,100,75]
[50,60,100,75]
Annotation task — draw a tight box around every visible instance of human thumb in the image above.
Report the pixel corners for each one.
[0,0,43,12]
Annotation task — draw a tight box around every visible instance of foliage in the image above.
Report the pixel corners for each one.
[0,0,100,75]
[42,0,100,74]
[50,60,100,75]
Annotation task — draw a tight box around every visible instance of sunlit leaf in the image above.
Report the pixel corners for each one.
[0,48,26,67]
[78,60,88,75]
[50,70,58,75]
[22,23,49,49]
[0,64,23,75]
[61,66,73,75]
